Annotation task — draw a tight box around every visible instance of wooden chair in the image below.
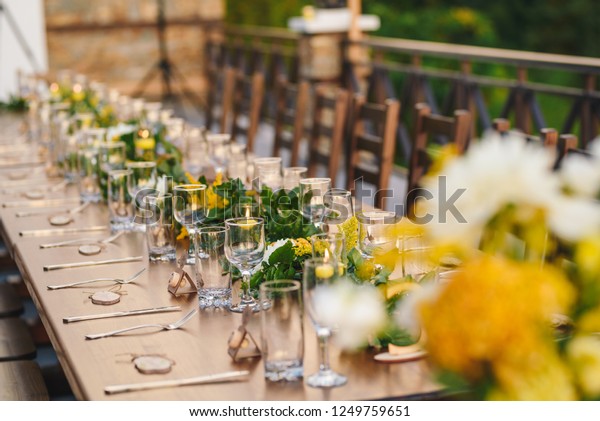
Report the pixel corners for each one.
[492,118,559,148]
[407,103,471,218]
[0,283,23,318]
[0,361,48,400]
[306,85,349,186]
[204,41,226,132]
[346,96,401,210]
[221,68,265,152]
[272,79,310,166]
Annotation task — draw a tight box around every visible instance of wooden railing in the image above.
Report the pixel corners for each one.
[343,36,600,161]
[205,25,600,162]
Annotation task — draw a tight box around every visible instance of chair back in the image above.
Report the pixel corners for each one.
[306,85,349,186]
[346,95,400,210]
[272,79,310,166]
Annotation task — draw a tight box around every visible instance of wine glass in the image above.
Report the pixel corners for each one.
[173,184,207,265]
[224,217,265,313]
[323,188,353,231]
[299,178,331,228]
[206,133,231,175]
[303,257,347,388]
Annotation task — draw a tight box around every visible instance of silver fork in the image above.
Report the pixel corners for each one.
[47,267,146,290]
[85,308,198,340]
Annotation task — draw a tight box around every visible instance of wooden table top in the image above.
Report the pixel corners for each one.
[0,113,441,401]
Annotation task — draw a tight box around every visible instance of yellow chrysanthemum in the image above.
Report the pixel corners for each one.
[293,238,312,257]
[419,256,576,399]
[339,216,358,251]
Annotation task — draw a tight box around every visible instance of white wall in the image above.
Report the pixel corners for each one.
[0,0,48,101]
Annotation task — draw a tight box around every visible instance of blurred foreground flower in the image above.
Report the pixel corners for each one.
[312,279,387,350]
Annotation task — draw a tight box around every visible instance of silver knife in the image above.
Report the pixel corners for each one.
[63,306,181,323]
[20,225,109,237]
[43,256,143,271]
[3,197,81,208]
[104,371,250,395]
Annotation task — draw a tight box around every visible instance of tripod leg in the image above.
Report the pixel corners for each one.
[132,64,160,98]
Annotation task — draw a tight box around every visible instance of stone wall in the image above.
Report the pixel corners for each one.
[44,0,224,98]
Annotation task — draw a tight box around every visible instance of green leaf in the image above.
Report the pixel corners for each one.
[268,240,294,265]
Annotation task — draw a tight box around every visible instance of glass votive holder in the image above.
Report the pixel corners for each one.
[323,188,354,226]
[357,210,399,259]
[234,198,260,218]
[195,226,232,309]
[144,193,176,262]
[77,147,101,203]
[258,167,282,191]
[283,167,307,190]
[108,169,134,231]
[311,232,347,275]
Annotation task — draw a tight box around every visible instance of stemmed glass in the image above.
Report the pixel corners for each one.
[173,184,207,265]
[303,257,347,388]
[224,217,265,313]
[299,178,331,229]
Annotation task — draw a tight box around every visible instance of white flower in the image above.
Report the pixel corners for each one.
[311,280,386,350]
[421,133,561,246]
[548,196,600,242]
[559,139,600,198]
[106,123,135,141]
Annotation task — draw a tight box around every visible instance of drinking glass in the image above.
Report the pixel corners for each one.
[323,189,354,228]
[224,217,265,313]
[357,210,399,259]
[258,167,282,191]
[77,147,101,203]
[98,142,126,199]
[303,257,347,388]
[173,184,207,265]
[227,143,247,182]
[195,226,232,309]
[144,193,176,262]
[253,157,282,188]
[206,133,231,175]
[260,280,304,382]
[107,169,134,231]
[283,167,307,190]
[299,178,331,228]
[183,127,207,178]
[127,161,158,205]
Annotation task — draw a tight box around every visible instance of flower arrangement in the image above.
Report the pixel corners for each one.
[395,133,600,400]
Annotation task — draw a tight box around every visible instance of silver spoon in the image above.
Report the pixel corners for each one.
[47,267,146,290]
[85,308,198,340]
[48,201,90,226]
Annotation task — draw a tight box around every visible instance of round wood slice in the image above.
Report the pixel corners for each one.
[90,291,121,305]
[133,356,173,374]
[25,190,44,200]
[8,171,27,180]
[48,215,73,226]
[374,350,427,364]
[78,244,102,256]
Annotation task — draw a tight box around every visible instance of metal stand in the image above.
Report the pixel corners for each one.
[132,0,203,114]
[0,0,41,72]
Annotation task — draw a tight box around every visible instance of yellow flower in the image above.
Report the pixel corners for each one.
[293,238,312,257]
[185,172,200,185]
[575,236,600,278]
[355,259,376,281]
[567,335,600,398]
[419,256,575,398]
[339,216,358,251]
[177,225,188,240]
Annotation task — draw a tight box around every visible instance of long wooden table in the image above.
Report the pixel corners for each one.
[0,111,441,401]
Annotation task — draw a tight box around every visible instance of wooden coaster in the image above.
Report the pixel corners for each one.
[48,215,73,226]
[8,171,27,180]
[25,190,44,200]
[374,344,427,364]
[78,244,102,256]
[91,291,121,305]
[133,356,173,374]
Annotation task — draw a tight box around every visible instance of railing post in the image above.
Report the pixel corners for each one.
[581,74,597,147]
[514,67,531,133]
